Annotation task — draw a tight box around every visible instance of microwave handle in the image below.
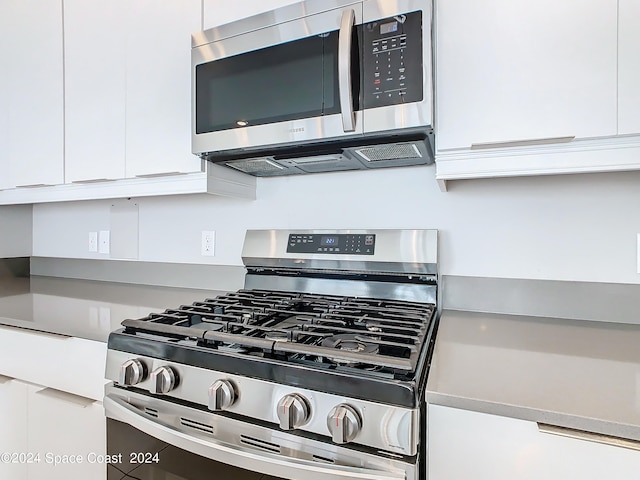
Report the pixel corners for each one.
[338,8,356,132]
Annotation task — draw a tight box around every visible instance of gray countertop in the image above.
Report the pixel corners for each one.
[3,271,639,442]
[0,275,226,342]
[427,309,640,441]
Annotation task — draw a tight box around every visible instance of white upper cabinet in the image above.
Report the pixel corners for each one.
[0,13,10,191]
[203,0,300,29]
[618,0,640,135]
[0,0,64,189]
[64,0,203,182]
[124,0,202,177]
[64,0,127,183]
[435,0,618,151]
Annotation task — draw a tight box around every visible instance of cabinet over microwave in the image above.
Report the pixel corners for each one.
[191,0,434,176]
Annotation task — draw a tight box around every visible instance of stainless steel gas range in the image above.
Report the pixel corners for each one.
[104,229,439,480]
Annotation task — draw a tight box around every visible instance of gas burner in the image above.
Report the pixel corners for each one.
[320,334,380,367]
[321,333,381,352]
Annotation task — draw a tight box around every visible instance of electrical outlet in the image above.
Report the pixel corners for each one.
[201,231,215,257]
[99,230,110,254]
[88,232,98,252]
[637,233,640,274]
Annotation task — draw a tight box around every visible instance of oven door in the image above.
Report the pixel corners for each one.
[104,386,414,480]
[191,2,364,156]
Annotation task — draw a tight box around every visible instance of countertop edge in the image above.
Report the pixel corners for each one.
[427,376,640,444]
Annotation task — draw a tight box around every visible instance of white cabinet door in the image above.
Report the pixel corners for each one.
[27,386,106,480]
[124,0,202,177]
[0,10,10,191]
[0,377,28,480]
[0,0,64,189]
[428,405,640,480]
[64,0,126,183]
[203,0,300,29]
[436,0,618,151]
[619,0,640,135]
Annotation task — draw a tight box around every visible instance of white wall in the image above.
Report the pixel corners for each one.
[31,165,640,284]
[0,205,32,257]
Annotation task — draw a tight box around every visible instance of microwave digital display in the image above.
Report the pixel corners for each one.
[380,21,398,35]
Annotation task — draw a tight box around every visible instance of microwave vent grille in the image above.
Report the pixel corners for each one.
[224,158,284,174]
[355,143,422,162]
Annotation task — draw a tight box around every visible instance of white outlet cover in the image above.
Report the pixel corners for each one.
[99,230,110,254]
[88,231,98,252]
[201,231,215,257]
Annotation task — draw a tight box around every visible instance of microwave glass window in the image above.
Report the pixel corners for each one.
[196,33,341,134]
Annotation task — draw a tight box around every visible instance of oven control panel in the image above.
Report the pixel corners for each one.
[286,234,376,255]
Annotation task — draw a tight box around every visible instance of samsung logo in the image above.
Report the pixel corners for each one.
[289,127,305,133]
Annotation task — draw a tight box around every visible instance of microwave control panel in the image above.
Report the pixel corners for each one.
[287,234,376,255]
[362,10,423,108]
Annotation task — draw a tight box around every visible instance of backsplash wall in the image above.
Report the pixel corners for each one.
[32,165,640,284]
[0,204,32,258]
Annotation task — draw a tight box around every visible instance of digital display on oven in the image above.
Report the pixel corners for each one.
[380,21,398,35]
[320,236,338,246]
[287,234,376,255]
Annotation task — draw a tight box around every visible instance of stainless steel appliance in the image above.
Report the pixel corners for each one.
[104,229,439,479]
[191,0,434,176]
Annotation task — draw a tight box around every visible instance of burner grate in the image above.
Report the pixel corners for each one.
[120,289,436,374]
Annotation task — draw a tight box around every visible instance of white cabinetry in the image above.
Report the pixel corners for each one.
[0,327,107,479]
[27,387,105,480]
[64,0,126,183]
[428,405,640,480]
[435,0,617,151]
[0,0,64,190]
[125,0,202,177]
[0,377,28,480]
[203,0,300,29]
[0,379,105,480]
[618,0,640,135]
[65,0,202,182]
[0,0,254,203]
[433,0,640,189]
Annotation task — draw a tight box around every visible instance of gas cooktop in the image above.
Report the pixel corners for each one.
[117,289,435,377]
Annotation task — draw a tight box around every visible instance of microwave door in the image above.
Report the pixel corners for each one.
[191,3,364,155]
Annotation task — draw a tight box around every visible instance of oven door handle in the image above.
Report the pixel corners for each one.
[338,8,356,133]
[104,394,405,480]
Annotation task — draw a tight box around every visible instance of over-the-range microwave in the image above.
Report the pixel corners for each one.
[191,0,434,176]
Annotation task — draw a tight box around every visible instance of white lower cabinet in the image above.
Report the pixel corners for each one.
[0,327,107,479]
[428,404,640,480]
[0,377,29,480]
[27,386,105,480]
[0,380,106,480]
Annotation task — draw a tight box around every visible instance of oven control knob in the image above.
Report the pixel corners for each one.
[119,359,147,386]
[327,404,362,444]
[208,380,236,411]
[150,366,177,394]
[276,394,310,430]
